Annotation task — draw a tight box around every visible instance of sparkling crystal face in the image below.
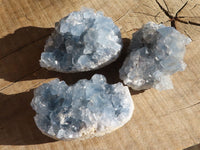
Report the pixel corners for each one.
[119,22,191,91]
[40,8,122,73]
[31,74,134,140]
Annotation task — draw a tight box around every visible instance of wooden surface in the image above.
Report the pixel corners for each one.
[0,0,200,149]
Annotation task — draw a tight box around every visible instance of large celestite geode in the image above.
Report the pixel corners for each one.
[119,22,191,91]
[40,8,122,73]
[31,74,134,140]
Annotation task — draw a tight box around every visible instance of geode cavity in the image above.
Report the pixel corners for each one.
[119,22,191,90]
[31,74,134,140]
[40,8,122,73]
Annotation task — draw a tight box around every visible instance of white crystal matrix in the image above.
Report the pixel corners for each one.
[40,8,122,73]
[119,22,191,90]
[31,74,134,140]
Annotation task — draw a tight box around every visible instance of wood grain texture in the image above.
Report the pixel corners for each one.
[0,0,200,149]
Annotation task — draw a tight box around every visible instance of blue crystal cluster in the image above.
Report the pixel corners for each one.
[32,7,192,140]
[31,74,134,140]
[40,8,122,73]
[119,22,191,90]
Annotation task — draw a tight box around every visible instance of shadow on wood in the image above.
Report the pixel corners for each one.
[129,89,145,95]
[184,143,200,150]
[0,26,53,86]
[0,91,56,145]
[0,26,54,59]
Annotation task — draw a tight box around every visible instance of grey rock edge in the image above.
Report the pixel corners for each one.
[31,74,134,140]
[119,22,191,91]
[40,8,122,73]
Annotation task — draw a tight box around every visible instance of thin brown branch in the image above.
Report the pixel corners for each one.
[159,101,200,118]
[163,0,169,12]
[155,0,173,19]
[175,1,188,18]
[178,16,200,19]
[114,7,132,22]
[143,4,156,10]
[131,12,160,18]
[190,4,200,10]
[184,101,200,109]
[130,11,161,24]
[177,18,200,26]
[184,30,192,40]
[155,12,161,22]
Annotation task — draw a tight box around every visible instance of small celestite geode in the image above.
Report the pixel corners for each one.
[40,8,122,73]
[31,74,134,140]
[119,22,191,91]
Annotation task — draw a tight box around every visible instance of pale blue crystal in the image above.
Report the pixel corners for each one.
[40,8,122,73]
[31,74,134,140]
[119,22,191,90]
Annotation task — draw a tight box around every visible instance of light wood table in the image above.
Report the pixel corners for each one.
[0,0,200,149]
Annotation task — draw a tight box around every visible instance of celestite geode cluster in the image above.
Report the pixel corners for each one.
[40,8,122,73]
[119,22,191,90]
[31,74,134,140]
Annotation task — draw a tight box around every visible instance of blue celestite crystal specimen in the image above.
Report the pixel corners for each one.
[40,8,122,73]
[119,22,191,91]
[31,74,134,140]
